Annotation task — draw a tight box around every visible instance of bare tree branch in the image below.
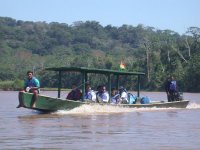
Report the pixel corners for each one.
[184,37,191,59]
[171,46,188,63]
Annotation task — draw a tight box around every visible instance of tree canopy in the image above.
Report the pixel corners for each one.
[0,17,200,92]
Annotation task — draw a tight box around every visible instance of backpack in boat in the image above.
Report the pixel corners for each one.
[169,81,176,91]
[127,93,137,104]
[141,96,151,104]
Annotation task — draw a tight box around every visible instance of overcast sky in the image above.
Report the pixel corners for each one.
[1,0,200,34]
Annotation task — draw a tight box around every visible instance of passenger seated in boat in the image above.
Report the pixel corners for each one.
[84,84,96,102]
[111,88,120,104]
[118,86,128,104]
[96,85,102,96]
[96,85,109,103]
[17,70,40,108]
[66,84,82,101]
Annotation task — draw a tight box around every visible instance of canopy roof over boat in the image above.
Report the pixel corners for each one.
[46,67,145,76]
[46,66,145,100]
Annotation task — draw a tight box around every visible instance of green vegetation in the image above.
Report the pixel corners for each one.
[0,17,200,92]
[0,79,23,90]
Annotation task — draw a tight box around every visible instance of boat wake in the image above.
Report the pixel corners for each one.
[53,102,200,115]
[186,102,200,109]
[55,104,179,115]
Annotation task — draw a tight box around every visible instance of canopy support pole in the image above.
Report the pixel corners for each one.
[81,71,86,102]
[58,71,62,98]
[116,75,119,90]
[107,73,111,102]
[137,75,141,97]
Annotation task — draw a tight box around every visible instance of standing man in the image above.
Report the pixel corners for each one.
[165,76,177,102]
[17,71,40,108]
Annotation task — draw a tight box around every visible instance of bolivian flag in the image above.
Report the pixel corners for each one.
[120,61,126,70]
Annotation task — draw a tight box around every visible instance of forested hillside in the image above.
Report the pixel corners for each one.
[0,17,200,92]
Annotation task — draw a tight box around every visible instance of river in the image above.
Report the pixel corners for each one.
[0,91,200,150]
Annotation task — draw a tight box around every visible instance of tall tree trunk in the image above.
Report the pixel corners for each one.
[144,43,150,82]
[172,46,187,63]
[185,37,191,59]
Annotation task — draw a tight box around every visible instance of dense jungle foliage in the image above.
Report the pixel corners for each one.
[0,17,200,92]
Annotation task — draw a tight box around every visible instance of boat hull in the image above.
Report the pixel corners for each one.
[116,100,189,108]
[18,92,190,112]
[18,91,84,112]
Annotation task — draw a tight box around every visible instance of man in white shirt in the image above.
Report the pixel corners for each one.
[96,85,109,103]
[119,86,128,104]
[84,84,96,102]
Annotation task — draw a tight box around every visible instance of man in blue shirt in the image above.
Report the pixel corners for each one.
[165,76,177,102]
[17,71,40,108]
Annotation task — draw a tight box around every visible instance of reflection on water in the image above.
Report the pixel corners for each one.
[0,91,200,150]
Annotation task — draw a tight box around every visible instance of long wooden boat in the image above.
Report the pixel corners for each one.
[18,91,189,112]
[17,67,189,112]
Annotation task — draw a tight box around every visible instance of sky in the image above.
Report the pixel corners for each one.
[1,0,200,34]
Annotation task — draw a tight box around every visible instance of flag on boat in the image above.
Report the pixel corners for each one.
[120,61,126,70]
